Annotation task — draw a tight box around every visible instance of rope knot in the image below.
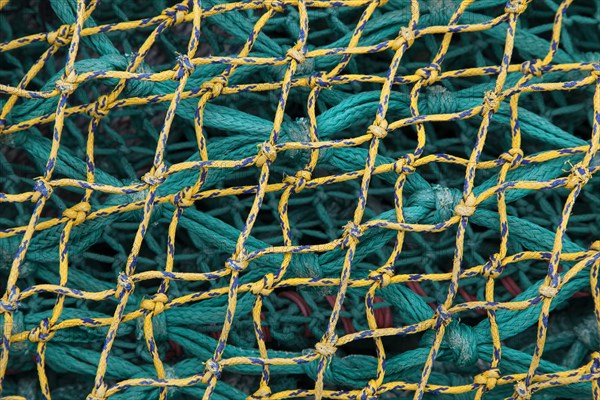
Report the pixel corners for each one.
[315,334,338,358]
[141,293,168,315]
[342,221,362,248]
[55,70,78,95]
[0,293,19,314]
[256,142,277,167]
[521,59,544,77]
[368,268,394,288]
[264,0,286,13]
[28,318,55,343]
[589,352,600,373]
[174,186,197,208]
[500,148,524,170]
[33,177,53,200]
[359,379,379,399]
[251,273,276,296]
[590,241,600,252]
[0,118,6,134]
[394,154,416,175]
[115,272,134,298]
[368,120,388,139]
[175,53,195,79]
[47,24,72,46]
[474,368,500,391]
[86,384,108,400]
[415,63,441,87]
[514,381,532,399]
[142,163,167,186]
[225,257,248,273]
[88,95,111,119]
[249,385,272,399]
[539,283,559,299]
[592,63,600,78]
[201,76,226,98]
[391,26,415,50]
[165,4,189,25]
[565,163,591,189]
[284,170,311,193]
[482,253,504,279]
[434,304,452,329]
[505,0,530,14]
[308,72,331,89]
[454,192,477,217]
[204,358,222,379]
[62,202,91,225]
[481,91,501,115]
[286,48,306,64]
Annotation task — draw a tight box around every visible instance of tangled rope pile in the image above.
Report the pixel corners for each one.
[0,0,599,398]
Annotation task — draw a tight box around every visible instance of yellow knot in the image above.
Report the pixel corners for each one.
[63,202,91,225]
[141,162,167,186]
[342,221,362,248]
[201,77,226,98]
[565,163,591,189]
[55,70,78,95]
[368,120,388,139]
[256,142,277,167]
[505,0,530,14]
[47,24,71,46]
[249,385,272,400]
[590,241,600,252]
[434,304,452,329]
[174,9,187,25]
[284,170,311,193]
[86,384,108,400]
[592,63,600,78]
[251,273,276,296]
[539,284,559,299]
[368,268,394,288]
[264,0,285,13]
[315,335,338,358]
[589,351,600,373]
[141,293,168,315]
[308,72,331,89]
[33,177,53,200]
[481,91,501,115]
[28,318,55,343]
[115,272,135,298]
[454,193,477,217]
[521,59,544,77]
[204,358,222,378]
[415,63,441,87]
[393,154,416,175]
[225,257,248,273]
[358,379,378,399]
[474,368,500,391]
[514,380,532,399]
[391,26,415,49]
[0,294,19,314]
[499,148,524,170]
[88,95,111,119]
[482,253,504,279]
[174,186,197,208]
[286,48,306,64]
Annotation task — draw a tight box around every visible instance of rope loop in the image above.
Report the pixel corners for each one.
[368,267,394,288]
[500,148,524,170]
[315,334,338,358]
[88,95,111,119]
[256,142,277,167]
[0,294,19,314]
[201,76,227,98]
[225,256,248,273]
[415,63,441,87]
[565,163,591,189]
[391,26,415,49]
[482,253,504,279]
[394,154,416,175]
[28,318,55,343]
[454,192,477,217]
[163,3,189,25]
[308,71,331,89]
[342,221,362,248]
[474,368,500,391]
[141,293,168,316]
[63,202,91,225]
[284,170,311,193]
[514,380,532,399]
[173,186,197,208]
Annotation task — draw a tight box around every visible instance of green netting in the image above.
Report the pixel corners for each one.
[0,0,599,399]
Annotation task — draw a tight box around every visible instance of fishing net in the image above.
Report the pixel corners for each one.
[0,0,599,398]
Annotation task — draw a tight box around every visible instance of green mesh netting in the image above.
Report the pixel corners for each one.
[0,0,599,399]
